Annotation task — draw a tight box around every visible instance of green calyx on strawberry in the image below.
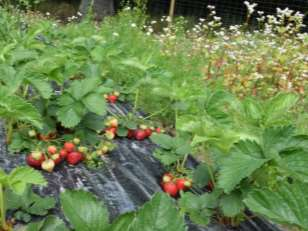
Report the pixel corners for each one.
[31,151,43,160]
[66,151,83,165]
[27,152,45,169]
[51,153,62,165]
[162,173,174,183]
[176,178,192,191]
[41,159,55,172]
[105,130,116,140]
[162,182,178,197]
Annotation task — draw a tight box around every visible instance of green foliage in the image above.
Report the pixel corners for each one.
[129,193,186,231]
[56,77,107,128]
[26,215,68,231]
[6,187,55,222]
[151,134,191,166]
[244,182,308,230]
[60,190,109,231]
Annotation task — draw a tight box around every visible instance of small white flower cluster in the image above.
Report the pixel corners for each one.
[244,1,258,15]
[67,12,82,22]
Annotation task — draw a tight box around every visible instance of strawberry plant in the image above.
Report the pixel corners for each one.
[26,190,187,231]
[0,167,46,230]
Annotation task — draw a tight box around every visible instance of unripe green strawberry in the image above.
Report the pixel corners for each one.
[28,130,37,138]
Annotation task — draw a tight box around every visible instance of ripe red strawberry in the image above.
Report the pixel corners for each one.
[59,149,68,159]
[107,95,117,103]
[135,129,147,140]
[176,178,192,191]
[162,182,178,197]
[26,153,45,169]
[51,153,62,165]
[127,129,135,139]
[66,152,83,165]
[47,145,57,155]
[155,127,162,133]
[144,128,152,137]
[64,142,75,153]
[41,159,55,172]
[162,173,174,183]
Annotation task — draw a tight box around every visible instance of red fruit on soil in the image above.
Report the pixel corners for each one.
[127,129,135,139]
[26,154,45,169]
[59,149,68,159]
[162,173,174,183]
[41,159,55,172]
[176,178,192,191]
[51,153,62,165]
[64,142,75,153]
[162,182,178,197]
[66,152,83,165]
[107,95,118,103]
[135,129,147,140]
[47,145,57,155]
[144,128,152,137]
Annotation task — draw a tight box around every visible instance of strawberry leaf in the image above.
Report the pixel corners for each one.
[60,190,109,231]
[244,182,308,230]
[130,193,186,231]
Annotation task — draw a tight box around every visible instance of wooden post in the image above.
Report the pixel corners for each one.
[168,0,176,22]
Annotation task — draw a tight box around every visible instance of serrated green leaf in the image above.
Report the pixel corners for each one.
[178,192,212,227]
[150,134,174,150]
[263,126,295,154]
[82,93,106,115]
[60,190,109,231]
[154,150,179,166]
[264,93,298,125]
[110,212,135,231]
[69,77,101,100]
[8,167,46,194]
[219,191,244,217]
[27,76,52,99]
[130,193,186,231]
[26,215,69,231]
[281,150,308,182]
[244,182,308,230]
[193,164,211,188]
[217,141,267,193]
[0,91,42,129]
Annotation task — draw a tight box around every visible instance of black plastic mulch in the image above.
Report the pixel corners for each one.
[0,103,283,231]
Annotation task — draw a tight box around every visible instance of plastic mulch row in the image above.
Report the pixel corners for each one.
[0,103,283,231]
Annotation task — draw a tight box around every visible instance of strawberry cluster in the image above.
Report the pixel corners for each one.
[26,138,85,172]
[127,125,163,141]
[160,173,192,197]
[104,117,118,140]
[104,91,120,103]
